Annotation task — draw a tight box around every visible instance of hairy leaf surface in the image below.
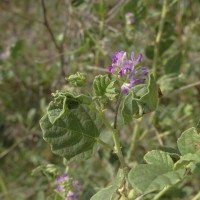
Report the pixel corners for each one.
[40,104,102,160]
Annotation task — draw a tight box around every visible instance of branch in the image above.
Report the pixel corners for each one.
[41,0,66,77]
[41,0,60,51]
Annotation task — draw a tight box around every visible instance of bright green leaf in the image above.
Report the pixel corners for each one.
[177,127,200,156]
[91,169,124,200]
[128,164,185,195]
[174,150,200,170]
[121,91,139,123]
[47,97,67,124]
[93,75,116,100]
[47,92,92,124]
[144,169,185,195]
[122,74,158,123]
[144,150,174,170]
[128,164,170,193]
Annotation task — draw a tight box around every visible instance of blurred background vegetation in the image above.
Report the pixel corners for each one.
[0,0,200,199]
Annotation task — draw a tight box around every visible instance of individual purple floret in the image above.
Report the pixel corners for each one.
[67,191,79,199]
[56,184,64,192]
[112,51,127,66]
[108,51,149,94]
[125,12,135,25]
[57,173,69,182]
[73,180,80,188]
[56,173,81,199]
[121,83,131,94]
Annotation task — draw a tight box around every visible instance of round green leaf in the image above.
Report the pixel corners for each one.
[144,150,174,170]
[40,105,102,160]
[177,127,200,156]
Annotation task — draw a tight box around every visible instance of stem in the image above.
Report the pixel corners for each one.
[41,0,66,77]
[126,120,140,162]
[112,93,127,173]
[153,186,170,200]
[114,92,122,129]
[99,0,105,38]
[152,0,168,78]
[96,138,113,150]
[112,129,126,169]
[192,191,200,200]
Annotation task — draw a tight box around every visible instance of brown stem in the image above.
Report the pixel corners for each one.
[41,0,66,77]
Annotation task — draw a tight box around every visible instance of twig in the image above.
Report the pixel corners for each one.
[152,125,164,146]
[40,0,66,77]
[106,0,124,23]
[165,81,200,96]
[41,0,60,51]
[152,0,168,78]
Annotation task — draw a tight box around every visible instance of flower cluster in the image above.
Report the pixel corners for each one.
[108,51,148,94]
[125,12,135,25]
[56,173,81,199]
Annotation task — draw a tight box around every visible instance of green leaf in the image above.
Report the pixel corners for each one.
[128,164,185,195]
[66,72,86,87]
[177,127,200,155]
[144,169,185,195]
[91,169,124,200]
[47,97,67,124]
[159,146,180,159]
[145,45,154,60]
[128,164,169,193]
[174,151,200,170]
[93,75,116,100]
[47,92,92,124]
[40,104,102,160]
[121,90,139,123]
[139,74,158,114]
[122,74,158,123]
[164,52,182,74]
[159,38,174,55]
[144,150,174,170]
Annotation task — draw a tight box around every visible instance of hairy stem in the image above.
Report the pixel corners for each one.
[153,186,170,200]
[152,0,168,78]
[126,120,140,162]
[112,93,127,173]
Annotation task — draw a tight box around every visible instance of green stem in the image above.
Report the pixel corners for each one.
[96,138,113,150]
[153,186,170,200]
[126,120,140,162]
[99,0,105,39]
[191,191,200,200]
[112,93,127,174]
[112,129,126,169]
[152,0,168,78]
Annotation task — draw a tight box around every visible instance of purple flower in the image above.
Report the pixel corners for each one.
[56,185,64,192]
[73,180,80,188]
[67,192,79,199]
[57,174,69,182]
[125,12,135,25]
[108,65,116,73]
[129,78,145,87]
[131,52,142,64]
[108,51,149,94]
[121,83,131,94]
[111,51,127,66]
[56,173,81,199]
